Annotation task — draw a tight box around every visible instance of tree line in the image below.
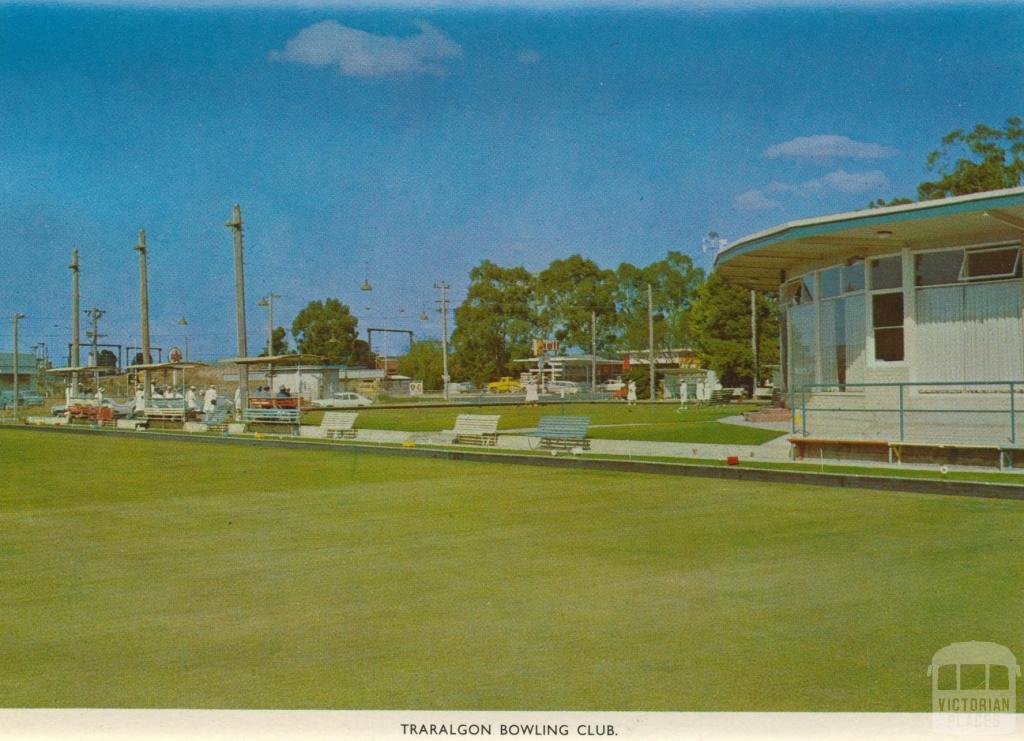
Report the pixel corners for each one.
[273,119,1023,391]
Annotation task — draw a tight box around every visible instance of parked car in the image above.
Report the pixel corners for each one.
[486,377,523,393]
[598,378,625,392]
[545,380,580,395]
[311,391,374,409]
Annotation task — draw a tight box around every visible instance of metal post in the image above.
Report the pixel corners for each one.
[791,387,796,434]
[647,284,655,401]
[801,385,807,437]
[435,281,450,400]
[12,313,25,420]
[134,230,151,407]
[1011,382,1016,445]
[750,289,758,396]
[69,249,80,397]
[226,205,249,411]
[898,383,905,442]
[590,309,597,396]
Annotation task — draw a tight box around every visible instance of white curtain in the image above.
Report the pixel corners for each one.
[964,282,1023,381]
[916,283,1023,382]
[789,303,817,391]
[820,300,838,385]
[844,294,866,383]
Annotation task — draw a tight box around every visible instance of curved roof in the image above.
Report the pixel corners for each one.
[715,187,1024,290]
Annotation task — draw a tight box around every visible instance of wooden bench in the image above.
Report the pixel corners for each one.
[321,411,359,440]
[888,441,1006,467]
[527,415,591,451]
[452,414,500,446]
[242,407,301,425]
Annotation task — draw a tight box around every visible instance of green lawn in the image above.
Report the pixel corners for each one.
[1,429,1020,710]
[303,402,784,445]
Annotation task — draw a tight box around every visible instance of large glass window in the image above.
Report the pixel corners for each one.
[872,292,904,361]
[842,261,865,293]
[819,267,840,299]
[962,245,1021,281]
[870,255,902,290]
[916,250,964,286]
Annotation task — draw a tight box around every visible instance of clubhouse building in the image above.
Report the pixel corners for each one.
[715,186,1024,460]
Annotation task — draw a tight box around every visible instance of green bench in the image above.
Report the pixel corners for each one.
[145,398,190,421]
[242,407,300,425]
[204,408,229,432]
[527,415,591,451]
[452,414,500,446]
[321,411,359,440]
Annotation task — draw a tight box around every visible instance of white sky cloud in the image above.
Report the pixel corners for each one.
[799,169,890,194]
[737,169,889,210]
[269,20,461,77]
[763,135,898,161]
[734,189,781,210]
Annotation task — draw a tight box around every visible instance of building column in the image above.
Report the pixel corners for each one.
[901,247,916,381]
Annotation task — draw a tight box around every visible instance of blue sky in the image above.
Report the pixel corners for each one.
[2,1,1022,360]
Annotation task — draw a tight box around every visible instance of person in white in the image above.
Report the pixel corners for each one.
[525,380,539,406]
[134,385,145,414]
[186,385,199,411]
[627,380,637,406]
[203,385,217,415]
[95,387,104,405]
[233,386,242,419]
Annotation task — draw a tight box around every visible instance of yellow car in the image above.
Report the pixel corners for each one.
[487,376,523,393]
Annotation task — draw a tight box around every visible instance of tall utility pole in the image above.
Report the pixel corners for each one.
[69,249,80,397]
[647,284,655,401]
[134,229,152,406]
[750,289,759,395]
[83,304,105,366]
[12,313,25,420]
[590,310,597,392]
[258,292,280,356]
[435,281,450,400]
[226,204,249,410]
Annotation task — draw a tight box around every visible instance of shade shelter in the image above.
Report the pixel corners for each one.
[222,354,324,410]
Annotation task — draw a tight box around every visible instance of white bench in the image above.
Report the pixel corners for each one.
[452,414,500,446]
[321,411,359,440]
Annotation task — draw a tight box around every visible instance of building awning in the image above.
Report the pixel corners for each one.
[714,186,1024,290]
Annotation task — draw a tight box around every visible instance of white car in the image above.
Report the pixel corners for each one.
[545,380,580,395]
[312,391,374,409]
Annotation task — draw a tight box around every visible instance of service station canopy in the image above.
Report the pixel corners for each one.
[220,354,325,367]
[714,186,1024,291]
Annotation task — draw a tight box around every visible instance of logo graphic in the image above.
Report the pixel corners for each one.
[929,641,1019,735]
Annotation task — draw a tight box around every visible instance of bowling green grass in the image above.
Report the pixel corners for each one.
[1,428,1020,710]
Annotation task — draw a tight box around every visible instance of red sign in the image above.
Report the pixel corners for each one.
[169,347,183,363]
[623,355,631,371]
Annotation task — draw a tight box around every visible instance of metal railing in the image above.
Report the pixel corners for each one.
[792,380,1024,444]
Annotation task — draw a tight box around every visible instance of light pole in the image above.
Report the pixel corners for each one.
[12,313,26,420]
[178,316,189,360]
[435,281,450,400]
[257,293,280,356]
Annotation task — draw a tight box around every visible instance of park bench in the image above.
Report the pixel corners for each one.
[527,415,591,451]
[204,408,229,433]
[145,398,190,422]
[321,411,359,440]
[452,414,500,446]
[242,407,301,427]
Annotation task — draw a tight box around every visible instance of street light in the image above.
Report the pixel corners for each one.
[178,315,189,360]
[257,293,280,356]
[11,313,26,420]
